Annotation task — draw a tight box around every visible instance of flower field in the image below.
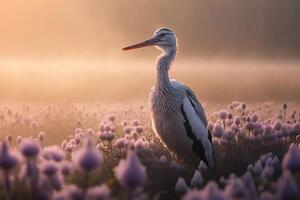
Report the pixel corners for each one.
[0,101,300,200]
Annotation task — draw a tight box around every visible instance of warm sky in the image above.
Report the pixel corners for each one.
[0,0,300,103]
[1,0,300,59]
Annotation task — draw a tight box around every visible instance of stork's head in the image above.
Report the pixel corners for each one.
[122,28,177,53]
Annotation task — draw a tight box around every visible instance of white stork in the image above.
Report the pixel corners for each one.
[123,28,214,168]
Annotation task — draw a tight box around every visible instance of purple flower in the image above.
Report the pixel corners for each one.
[190,170,203,187]
[234,117,241,126]
[218,110,228,120]
[108,114,116,122]
[292,122,300,135]
[72,139,103,173]
[86,184,111,200]
[41,161,58,177]
[260,192,275,200]
[242,172,257,200]
[263,125,273,135]
[99,131,115,142]
[202,182,225,200]
[224,178,248,199]
[282,123,292,136]
[276,172,300,200]
[134,139,148,153]
[274,121,282,131]
[198,161,208,173]
[207,122,214,132]
[253,160,263,176]
[282,103,288,110]
[250,113,258,122]
[242,103,247,110]
[20,138,40,158]
[282,146,300,173]
[182,189,203,200]
[42,145,65,162]
[114,149,147,189]
[135,125,144,134]
[223,129,235,142]
[230,125,239,133]
[131,119,140,127]
[114,138,126,149]
[261,165,274,179]
[65,185,83,200]
[0,142,20,171]
[272,156,280,167]
[175,177,189,193]
[245,122,257,131]
[213,124,224,138]
[87,128,95,136]
[123,126,132,134]
[61,161,73,176]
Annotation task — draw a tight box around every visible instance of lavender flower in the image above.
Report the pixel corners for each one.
[61,161,73,176]
[276,172,300,200]
[20,138,40,158]
[135,125,144,134]
[253,160,263,176]
[190,170,203,187]
[250,113,258,122]
[41,161,58,177]
[213,124,224,138]
[242,172,257,200]
[175,177,189,193]
[72,139,103,173]
[86,184,111,200]
[234,117,241,126]
[131,119,140,127]
[274,121,282,131]
[218,110,228,120]
[198,160,208,173]
[114,149,147,189]
[182,189,203,200]
[282,146,300,173]
[42,145,65,162]
[202,182,225,200]
[0,142,20,171]
[223,129,235,142]
[224,178,248,199]
[260,192,275,200]
[0,141,20,195]
[261,165,274,180]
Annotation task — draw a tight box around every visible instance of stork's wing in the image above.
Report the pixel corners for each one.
[170,80,208,126]
[171,80,214,167]
[181,96,214,167]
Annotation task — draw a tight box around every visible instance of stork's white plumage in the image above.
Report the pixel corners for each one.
[123,28,214,168]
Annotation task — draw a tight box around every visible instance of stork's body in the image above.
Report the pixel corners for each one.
[123,28,214,168]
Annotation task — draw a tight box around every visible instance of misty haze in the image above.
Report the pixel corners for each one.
[1,1,300,200]
[1,0,300,103]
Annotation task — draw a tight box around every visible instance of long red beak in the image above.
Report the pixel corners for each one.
[122,37,159,51]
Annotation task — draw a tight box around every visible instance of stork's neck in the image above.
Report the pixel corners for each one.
[155,48,176,92]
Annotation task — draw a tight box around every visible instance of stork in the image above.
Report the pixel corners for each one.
[123,28,214,168]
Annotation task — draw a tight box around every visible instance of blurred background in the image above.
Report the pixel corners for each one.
[0,0,300,103]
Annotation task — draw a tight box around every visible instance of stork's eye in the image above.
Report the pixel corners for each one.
[160,33,166,37]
